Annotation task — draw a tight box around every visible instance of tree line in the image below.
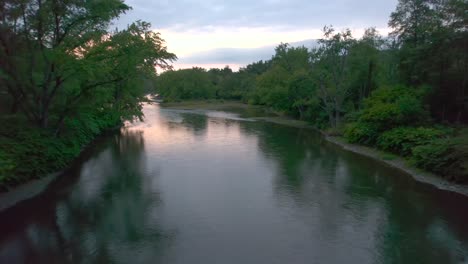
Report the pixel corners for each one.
[0,0,175,188]
[156,0,467,182]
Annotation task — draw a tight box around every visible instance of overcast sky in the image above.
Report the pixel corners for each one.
[116,0,398,70]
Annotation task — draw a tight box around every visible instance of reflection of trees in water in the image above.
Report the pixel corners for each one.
[0,129,174,264]
[166,113,208,138]
[245,120,468,263]
[338,151,468,263]
[240,122,326,189]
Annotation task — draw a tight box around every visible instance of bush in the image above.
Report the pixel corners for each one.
[412,133,468,183]
[377,127,447,156]
[344,122,380,145]
[445,133,468,183]
[0,110,121,190]
[358,85,430,130]
[0,149,16,184]
[412,139,452,174]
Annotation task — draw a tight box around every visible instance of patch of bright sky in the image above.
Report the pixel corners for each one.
[158,26,392,57]
[116,0,398,70]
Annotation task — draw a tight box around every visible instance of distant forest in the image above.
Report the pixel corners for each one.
[156,0,468,182]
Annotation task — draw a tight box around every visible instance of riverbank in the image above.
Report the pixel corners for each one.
[160,100,468,196]
[0,171,60,211]
[0,125,119,212]
[1,100,465,213]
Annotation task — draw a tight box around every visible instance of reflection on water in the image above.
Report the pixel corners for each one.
[0,103,468,264]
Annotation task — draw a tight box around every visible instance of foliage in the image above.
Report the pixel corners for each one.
[251,44,317,119]
[0,0,176,188]
[412,133,468,183]
[359,85,429,129]
[377,127,447,156]
[344,122,380,145]
[412,139,452,175]
[311,27,356,128]
[344,85,430,144]
[157,68,216,101]
[0,110,123,190]
[389,0,468,123]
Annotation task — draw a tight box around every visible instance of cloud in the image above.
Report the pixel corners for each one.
[176,39,318,68]
[115,0,398,70]
[117,0,398,30]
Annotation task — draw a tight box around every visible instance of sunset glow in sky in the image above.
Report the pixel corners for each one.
[116,0,398,70]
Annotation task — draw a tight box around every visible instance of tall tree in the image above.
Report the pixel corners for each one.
[389,0,468,122]
[0,0,175,129]
[311,27,356,128]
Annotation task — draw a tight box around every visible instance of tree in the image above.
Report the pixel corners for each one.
[347,28,384,108]
[0,0,175,130]
[389,0,468,123]
[157,68,215,101]
[0,0,131,127]
[252,43,313,117]
[311,27,356,128]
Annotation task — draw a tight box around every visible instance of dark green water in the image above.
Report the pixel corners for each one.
[1,103,468,264]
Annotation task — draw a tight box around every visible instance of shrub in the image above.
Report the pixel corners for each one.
[0,149,16,184]
[412,139,452,174]
[345,85,431,145]
[377,127,447,156]
[344,122,379,145]
[0,110,121,190]
[412,133,468,183]
[359,85,429,130]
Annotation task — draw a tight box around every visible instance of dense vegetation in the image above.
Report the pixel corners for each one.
[156,0,467,183]
[0,0,176,189]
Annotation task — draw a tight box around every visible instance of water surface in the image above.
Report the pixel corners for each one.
[1,103,468,264]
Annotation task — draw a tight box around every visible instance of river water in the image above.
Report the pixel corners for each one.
[1,103,468,264]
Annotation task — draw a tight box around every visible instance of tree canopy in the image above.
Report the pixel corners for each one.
[0,0,176,187]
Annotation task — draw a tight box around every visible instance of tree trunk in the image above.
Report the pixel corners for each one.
[297,106,304,120]
[335,110,341,128]
[328,111,335,128]
[10,96,20,114]
[366,60,374,98]
[40,113,48,128]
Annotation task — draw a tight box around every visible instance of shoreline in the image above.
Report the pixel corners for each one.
[1,100,466,212]
[161,100,468,197]
[0,172,60,212]
[323,136,468,196]
[0,127,119,212]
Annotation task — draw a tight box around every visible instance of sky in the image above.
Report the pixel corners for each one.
[116,0,398,71]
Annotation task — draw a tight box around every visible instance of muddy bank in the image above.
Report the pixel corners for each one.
[0,172,60,212]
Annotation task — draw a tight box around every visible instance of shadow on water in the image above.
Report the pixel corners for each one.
[164,111,209,138]
[0,129,174,264]
[242,120,468,264]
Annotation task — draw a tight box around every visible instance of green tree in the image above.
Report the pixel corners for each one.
[389,0,468,123]
[157,68,216,101]
[347,28,384,108]
[311,27,356,128]
[0,0,131,127]
[0,1,175,130]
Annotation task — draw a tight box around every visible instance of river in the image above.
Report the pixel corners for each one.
[1,103,468,264]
